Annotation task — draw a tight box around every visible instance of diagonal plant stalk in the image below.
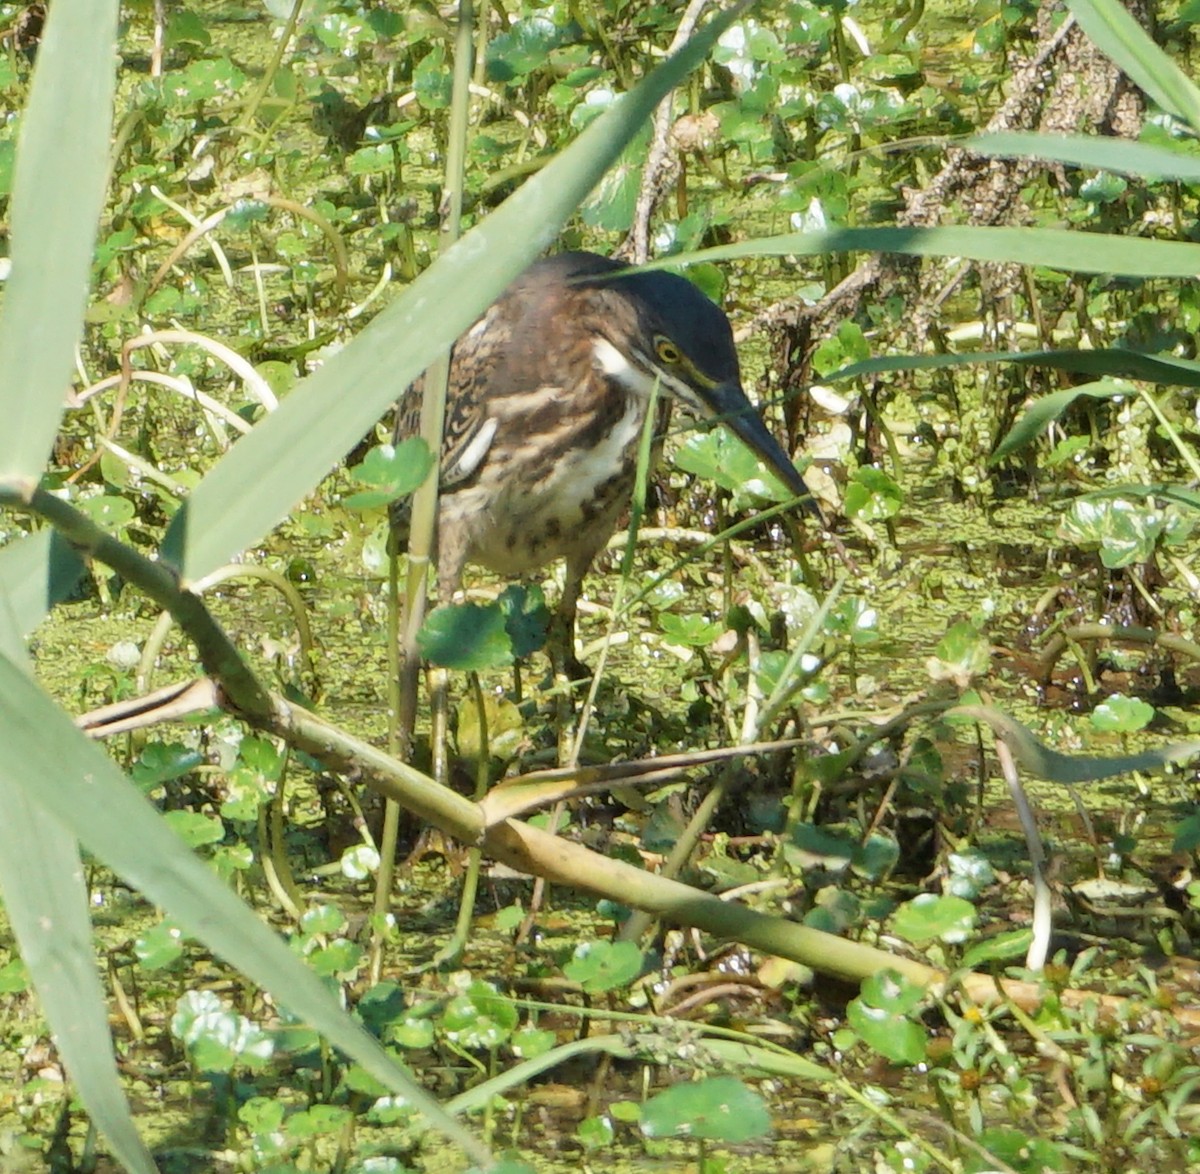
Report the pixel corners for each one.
[477,738,808,824]
[372,0,479,981]
[0,489,493,1164]
[82,659,1200,1033]
[235,0,306,133]
[2,31,767,1112]
[3,487,892,997]
[0,484,273,719]
[39,472,1200,1026]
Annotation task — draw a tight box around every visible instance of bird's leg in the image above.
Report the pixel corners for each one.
[428,550,467,790]
[414,545,484,971]
[550,565,584,778]
[385,540,462,874]
[549,550,597,687]
[518,551,600,944]
[430,667,487,971]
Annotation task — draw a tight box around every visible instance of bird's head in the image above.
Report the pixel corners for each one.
[548,254,818,514]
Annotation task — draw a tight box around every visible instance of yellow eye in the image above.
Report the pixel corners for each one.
[655,337,682,365]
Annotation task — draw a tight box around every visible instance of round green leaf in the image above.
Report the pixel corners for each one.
[844,465,903,521]
[1091,693,1155,733]
[564,940,644,993]
[441,982,519,1050]
[927,621,990,689]
[163,810,225,849]
[978,1127,1065,1172]
[348,143,395,177]
[640,1076,771,1143]
[414,45,452,109]
[511,1027,556,1059]
[130,742,203,789]
[389,1012,437,1051]
[658,612,723,647]
[418,602,513,670]
[487,16,567,81]
[76,493,135,533]
[846,998,927,1065]
[345,438,434,510]
[309,940,363,979]
[300,903,347,936]
[340,843,380,880]
[891,892,977,945]
[134,919,185,971]
[496,583,550,658]
[675,428,803,509]
[945,850,996,899]
[860,968,926,1015]
[577,1114,615,1150]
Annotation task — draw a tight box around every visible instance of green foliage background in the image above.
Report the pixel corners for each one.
[4,0,1200,1169]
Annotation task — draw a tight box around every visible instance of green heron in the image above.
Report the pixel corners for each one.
[392,251,817,672]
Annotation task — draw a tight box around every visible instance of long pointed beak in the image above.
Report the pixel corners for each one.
[707,381,824,522]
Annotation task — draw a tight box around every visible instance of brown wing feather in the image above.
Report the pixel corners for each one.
[390,303,509,540]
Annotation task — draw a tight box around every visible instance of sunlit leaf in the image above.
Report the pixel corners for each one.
[891,893,977,945]
[345,439,435,510]
[134,919,185,971]
[442,982,519,1050]
[564,940,643,993]
[675,428,804,509]
[945,850,996,900]
[1091,693,1155,734]
[640,1076,771,1143]
[844,466,902,522]
[846,998,927,1065]
[860,969,926,1015]
[927,621,991,690]
[0,0,119,478]
[657,612,723,647]
[418,602,513,670]
[978,1127,1065,1172]
[1059,497,1164,567]
[992,379,1130,462]
[75,494,135,533]
[488,15,571,81]
[162,810,225,849]
[172,989,274,1073]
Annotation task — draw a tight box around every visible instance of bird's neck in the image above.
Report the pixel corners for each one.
[591,337,660,400]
